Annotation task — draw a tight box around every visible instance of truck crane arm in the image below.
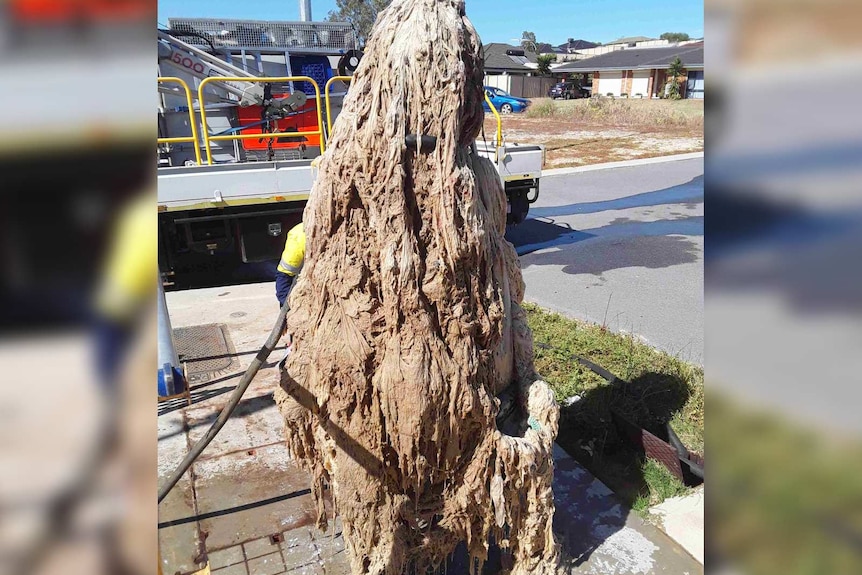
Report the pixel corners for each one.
[158,29,266,107]
[158,28,309,119]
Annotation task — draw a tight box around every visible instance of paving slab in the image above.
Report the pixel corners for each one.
[185,396,286,461]
[193,443,319,550]
[158,472,203,574]
[649,487,704,564]
[286,565,325,575]
[159,283,703,575]
[247,551,286,575]
[244,537,283,561]
[209,545,245,570]
[212,562,249,575]
[552,445,702,574]
[282,535,319,572]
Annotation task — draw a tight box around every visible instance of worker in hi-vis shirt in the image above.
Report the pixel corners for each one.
[93,192,156,390]
[275,222,304,370]
[276,221,305,307]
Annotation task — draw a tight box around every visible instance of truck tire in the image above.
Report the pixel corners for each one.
[506,187,530,225]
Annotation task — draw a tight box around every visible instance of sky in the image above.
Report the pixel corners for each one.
[157,0,703,46]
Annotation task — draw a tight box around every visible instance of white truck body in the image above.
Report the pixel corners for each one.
[157,141,542,212]
[156,17,542,283]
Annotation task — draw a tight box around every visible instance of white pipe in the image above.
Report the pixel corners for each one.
[299,0,312,21]
[157,280,180,370]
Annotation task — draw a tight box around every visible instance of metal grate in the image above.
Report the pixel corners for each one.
[245,148,310,162]
[167,18,358,52]
[173,323,237,383]
[302,60,330,93]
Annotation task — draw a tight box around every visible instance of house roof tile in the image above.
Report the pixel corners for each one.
[554,44,704,72]
[482,43,537,72]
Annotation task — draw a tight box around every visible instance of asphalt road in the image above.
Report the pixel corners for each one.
[506,157,704,364]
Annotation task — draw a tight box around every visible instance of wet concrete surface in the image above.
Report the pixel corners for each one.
[159,282,702,575]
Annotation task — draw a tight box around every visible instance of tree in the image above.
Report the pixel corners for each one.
[665,56,685,99]
[520,31,537,52]
[536,54,555,76]
[328,0,392,46]
[660,32,691,43]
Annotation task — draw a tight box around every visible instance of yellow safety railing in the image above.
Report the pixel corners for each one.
[324,75,355,137]
[484,92,503,148]
[158,77,202,165]
[197,76,326,165]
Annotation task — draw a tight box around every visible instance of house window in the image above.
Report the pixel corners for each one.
[686,70,704,99]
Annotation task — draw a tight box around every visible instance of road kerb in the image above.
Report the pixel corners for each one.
[542,152,704,177]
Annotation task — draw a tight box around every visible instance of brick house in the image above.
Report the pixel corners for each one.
[553,42,704,99]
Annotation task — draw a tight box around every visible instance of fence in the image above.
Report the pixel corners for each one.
[483,75,556,99]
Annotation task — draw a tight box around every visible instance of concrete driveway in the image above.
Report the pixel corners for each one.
[506,156,704,364]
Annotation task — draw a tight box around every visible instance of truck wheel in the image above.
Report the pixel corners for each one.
[506,188,530,225]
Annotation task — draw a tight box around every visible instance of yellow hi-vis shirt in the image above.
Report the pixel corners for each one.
[95,192,157,321]
[277,223,305,276]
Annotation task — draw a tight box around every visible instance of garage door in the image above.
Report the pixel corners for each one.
[631,70,650,98]
[686,70,704,99]
[597,71,623,97]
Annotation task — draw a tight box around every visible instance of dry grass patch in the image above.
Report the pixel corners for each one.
[540,135,702,168]
[487,98,703,168]
[526,97,703,131]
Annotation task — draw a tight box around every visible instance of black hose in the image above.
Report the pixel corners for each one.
[665,423,689,459]
[535,342,619,383]
[157,300,290,504]
[679,454,705,479]
[666,422,704,480]
[162,27,217,53]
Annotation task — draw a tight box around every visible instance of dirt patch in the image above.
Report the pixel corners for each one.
[484,98,703,168]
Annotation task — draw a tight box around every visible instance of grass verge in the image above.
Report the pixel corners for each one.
[710,394,862,573]
[632,459,689,515]
[524,302,704,508]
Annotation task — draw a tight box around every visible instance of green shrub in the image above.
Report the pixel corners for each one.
[666,57,685,100]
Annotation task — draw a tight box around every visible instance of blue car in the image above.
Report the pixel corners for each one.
[482,86,530,114]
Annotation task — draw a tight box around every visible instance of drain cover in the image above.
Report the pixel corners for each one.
[173,324,237,384]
